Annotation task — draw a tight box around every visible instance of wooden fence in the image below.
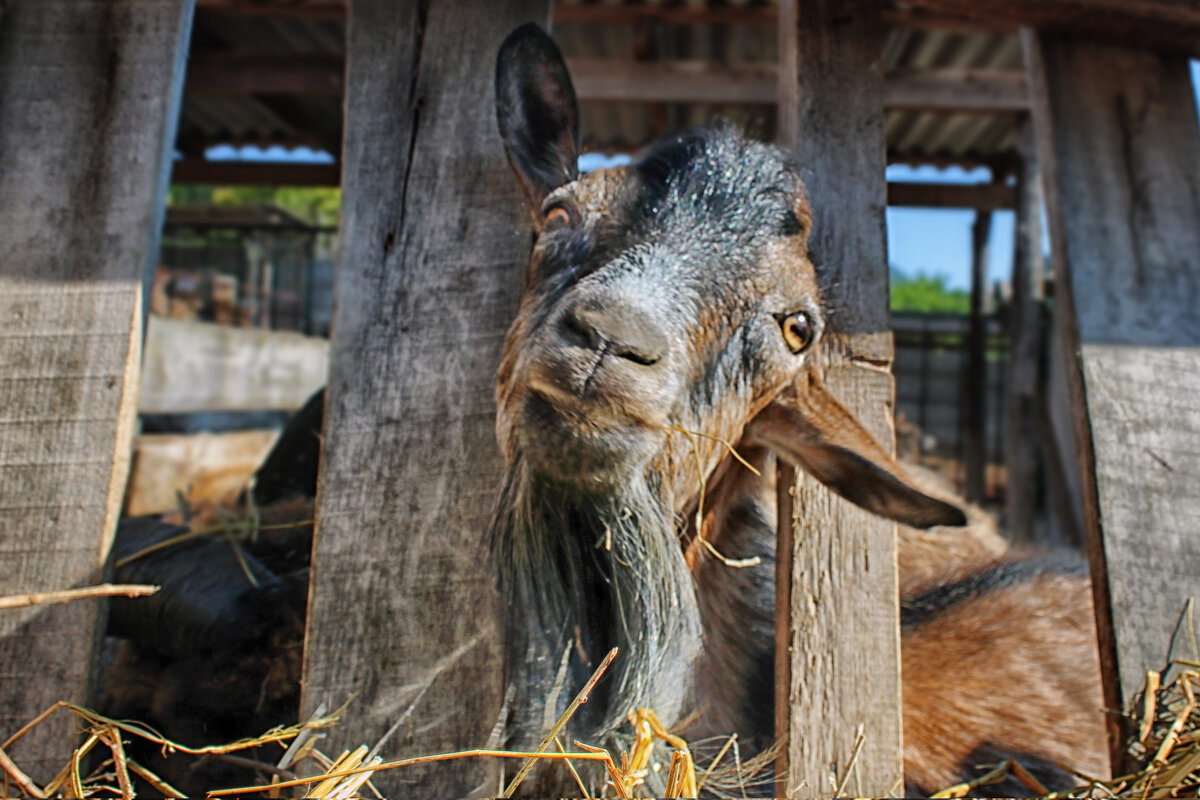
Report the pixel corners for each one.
[0,0,1197,794]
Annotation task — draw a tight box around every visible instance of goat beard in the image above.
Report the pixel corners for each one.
[489,453,704,752]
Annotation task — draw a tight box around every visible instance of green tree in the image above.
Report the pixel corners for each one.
[889,267,969,313]
[167,184,341,227]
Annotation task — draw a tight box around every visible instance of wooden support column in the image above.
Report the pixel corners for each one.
[1024,30,1200,766]
[777,1,903,795]
[299,2,548,796]
[964,210,993,503]
[0,0,192,779]
[1005,120,1045,544]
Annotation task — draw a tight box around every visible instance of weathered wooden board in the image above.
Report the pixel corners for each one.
[904,0,1200,56]
[1025,31,1200,761]
[139,317,329,414]
[299,1,549,796]
[888,181,1016,210]
[566,59,1028,112]
[1004,121,1045,544]
[963,211,992,503]
[124,430,279,516]
[778,1,903,795]
[0,0,192,779]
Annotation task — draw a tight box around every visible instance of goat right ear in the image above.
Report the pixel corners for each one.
[747,370,969,530]
[495,23,580,209]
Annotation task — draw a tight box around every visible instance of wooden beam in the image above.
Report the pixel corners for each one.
[184,51,1029,114]
[567,57,778,105]
[192,0,1200,51]
[195,0,344,17]
[1025,29,1200,768]
[555,3,778,27]
[567,58,1027,112]
[0,0,192,780]
[1004,120,1046,544]
[139,317,329,414]
[778,1,903,796]
[900,1,1200,56]
[172,159,339,186]
[299,1,548,795]
[186,52,344,95]
[885,67,1029,113]
[964,210,993,503]
[887,181,1016,209]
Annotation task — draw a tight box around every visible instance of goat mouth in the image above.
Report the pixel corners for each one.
[519,388,664,483]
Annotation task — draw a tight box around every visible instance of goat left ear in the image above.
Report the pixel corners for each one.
[495,23,580,210]
[746,370,968,529]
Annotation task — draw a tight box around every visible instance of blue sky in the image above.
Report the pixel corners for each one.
[206,60,1200,294]
[887,60,1200,290]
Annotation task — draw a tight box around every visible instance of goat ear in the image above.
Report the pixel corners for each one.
[747,370,968,529]
[495,23,580,209]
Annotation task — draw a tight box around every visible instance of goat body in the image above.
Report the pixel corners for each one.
[491,24,1106,796]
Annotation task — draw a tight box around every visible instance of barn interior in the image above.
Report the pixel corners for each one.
[1,0,1197,796]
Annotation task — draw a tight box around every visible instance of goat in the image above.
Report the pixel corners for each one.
[490,23,1107,797]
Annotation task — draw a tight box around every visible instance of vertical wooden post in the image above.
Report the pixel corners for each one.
[1005,120,1045,544]
[300,2,549,796]
[1025,30,1200,765]
[964,210,993,503]
[777,1,904,795]
[0,0,192,779]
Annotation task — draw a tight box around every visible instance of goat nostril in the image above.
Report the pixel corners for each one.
[560,302,668,367]
[614,344,660,367]
[562,304,602,350]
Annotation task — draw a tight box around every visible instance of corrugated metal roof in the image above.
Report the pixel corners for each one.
[179,1,1026,172]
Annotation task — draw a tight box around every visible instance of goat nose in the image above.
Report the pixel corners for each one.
[562,300,668,366]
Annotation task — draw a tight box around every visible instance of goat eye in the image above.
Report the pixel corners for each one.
[780,311,815,354]
[544,205,572,231]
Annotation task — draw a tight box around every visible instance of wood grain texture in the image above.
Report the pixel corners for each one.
[902,0,1200,56]
[778,1,903,795]
[568,59,1028,112]
[1025,31,1200,763]
[1004,121,1045,545]
[299,2,549,796]
[0,0,192,779]
[964,211,992,504]
[139,317,329,413]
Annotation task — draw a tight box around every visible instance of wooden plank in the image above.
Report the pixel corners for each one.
[196,0,345,16]
[139,317,329,414]
[885,68,1028,113]
[964,210,992,503]
[124,430,279,516]
[192,0,1200,50]
[186,52,344,95]
[299,2,548,796]
[172,159,340,186]
[1004,120,1045,544]
[1024,30,1200,766]
[567,57,779,105]
[569,59,1027,112]
[904,1,1200,55]
[887,181,1016,209]
[778,1,903,796]
[555,3,778,27]
[0,0,192,779]
[181,49,1029,115]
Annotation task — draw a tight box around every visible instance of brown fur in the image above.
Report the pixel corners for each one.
[492,30,1108,793]
[902,568,1108,795]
